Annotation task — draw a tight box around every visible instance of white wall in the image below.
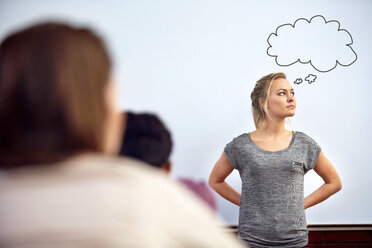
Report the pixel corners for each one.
[1,0,371,225]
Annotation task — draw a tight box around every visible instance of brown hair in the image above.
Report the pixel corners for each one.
[0,23,111,166]
[250,72,286,128]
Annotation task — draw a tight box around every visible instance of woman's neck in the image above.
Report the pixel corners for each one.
[256,119,289,137]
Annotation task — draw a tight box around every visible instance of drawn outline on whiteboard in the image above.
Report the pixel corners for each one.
[267,15,357,74]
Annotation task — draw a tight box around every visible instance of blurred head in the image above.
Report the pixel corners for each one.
[250,72,288,128]
[0,22,116,166]
[120,112,172,172]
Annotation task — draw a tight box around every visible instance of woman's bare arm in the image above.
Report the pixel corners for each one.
[304,151,342,209]
[209,152,241,206]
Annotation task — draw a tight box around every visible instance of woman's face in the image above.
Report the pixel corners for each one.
[266,78,296,119]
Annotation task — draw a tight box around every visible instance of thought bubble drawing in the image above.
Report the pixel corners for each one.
[294,78,303,85]
[305,74,317,84]
[267,15,357,73]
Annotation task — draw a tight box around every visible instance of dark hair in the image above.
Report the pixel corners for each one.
[0,23,111,166]
[119,112,172,168]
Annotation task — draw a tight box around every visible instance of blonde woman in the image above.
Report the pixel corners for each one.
[209,72,342,247]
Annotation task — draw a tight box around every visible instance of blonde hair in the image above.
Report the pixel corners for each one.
[250,72,286,128]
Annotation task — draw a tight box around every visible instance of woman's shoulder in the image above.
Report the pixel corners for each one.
[78,154,164,178]
[227,133,250,145]
[294,131,319,146]
[235,132,250,140]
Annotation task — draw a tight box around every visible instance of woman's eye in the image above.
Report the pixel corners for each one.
[278,92,285,96]
[291,92,295,96]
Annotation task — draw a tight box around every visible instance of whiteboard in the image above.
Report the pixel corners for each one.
[1,0,371,225]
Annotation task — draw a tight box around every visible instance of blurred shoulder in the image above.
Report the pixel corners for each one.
[72,153,167,181]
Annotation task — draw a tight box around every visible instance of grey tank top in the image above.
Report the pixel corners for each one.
[224,131,321,247]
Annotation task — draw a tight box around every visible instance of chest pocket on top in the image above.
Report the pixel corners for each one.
[291,161,305,174]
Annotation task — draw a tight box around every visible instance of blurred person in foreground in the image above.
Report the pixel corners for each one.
[120,112,217,212]
[0,22,245,248]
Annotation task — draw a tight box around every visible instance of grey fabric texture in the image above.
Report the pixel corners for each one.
[224,131,321,247]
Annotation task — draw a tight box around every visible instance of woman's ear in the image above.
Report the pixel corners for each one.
[103,78,124,155]
[259,97,264,107]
